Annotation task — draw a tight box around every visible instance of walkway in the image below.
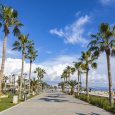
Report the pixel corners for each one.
[0,91,113,115]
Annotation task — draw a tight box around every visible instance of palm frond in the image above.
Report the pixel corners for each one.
[91,62,97,69]
[0,22,2,28]
[111,46,115,56]
[12,41,21,51]
[13,26,21,36]
[12,9,18,18]
[100,23,110,33]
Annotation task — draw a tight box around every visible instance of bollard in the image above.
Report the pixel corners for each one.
[13,95,18,104]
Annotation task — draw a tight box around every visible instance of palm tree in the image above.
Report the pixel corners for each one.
[62,66,75,93]
[0,5,22,94]
[34,67,46,81]
[34,67,46,92]
[80,51,97,98]
[62,69,68,83]
[30,78,38,93]
[88,23,115,106]
[69,80,77,95]
[26,40,38,95]
[74,62,82,96]
[66,66,72,82]
[61,69,69,92]
[12,34,29,99]
[61,70,68,92]
[61,74,66,82]
[58,82,65,92]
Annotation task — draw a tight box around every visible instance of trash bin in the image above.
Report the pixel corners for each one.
[32,91,35,95]
[24,94,27,101]
[13,95,18,104]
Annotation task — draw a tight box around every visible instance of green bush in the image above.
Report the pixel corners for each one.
[75,93,115,114]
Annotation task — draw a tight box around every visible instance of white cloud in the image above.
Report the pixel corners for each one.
[88,54,115,88]
[0,53,115,88]
[100,0,115,5]
[50,15,90,45]
[0,55,78,85]
[39,55,78,82]
[50,29,64,37]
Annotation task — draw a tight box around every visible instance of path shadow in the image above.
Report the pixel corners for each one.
[76,112,100,115]
[39,97,68,102]
[46,95,65,98]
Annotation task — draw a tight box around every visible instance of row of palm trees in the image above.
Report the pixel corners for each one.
[2,73,47,95]
[61,23,115,106]
[0,5,46,99]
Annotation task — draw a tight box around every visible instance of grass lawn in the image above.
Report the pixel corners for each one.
[0,96,15,112]
[0,93,38,112]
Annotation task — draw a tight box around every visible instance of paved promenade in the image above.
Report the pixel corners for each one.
[0,91,113,115]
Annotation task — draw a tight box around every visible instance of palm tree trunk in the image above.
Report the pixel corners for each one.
[86,69,89,97]
[0,35,7,94]
[64,78,65,92]
[65,77,67,93]
[5,81,7,92]
[29,61,32,96]
[71,87,74,95]
[80,73,82,93]
[77,70,80,96]
[68,76,70,93]
[19,49,25,99]
[13,75,15,95]
[106,53,114,106]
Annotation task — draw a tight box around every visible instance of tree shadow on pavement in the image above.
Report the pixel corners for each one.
[46,95,65,98]
[39,97,69,102]
[76,112,100,115]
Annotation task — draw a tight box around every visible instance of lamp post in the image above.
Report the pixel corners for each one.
[12,74,16,95]
[23,73,27,101]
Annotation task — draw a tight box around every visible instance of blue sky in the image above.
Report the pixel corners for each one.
[0,0,115,87]
[1,0,115,62]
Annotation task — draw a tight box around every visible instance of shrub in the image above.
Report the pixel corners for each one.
[75,93,115,114]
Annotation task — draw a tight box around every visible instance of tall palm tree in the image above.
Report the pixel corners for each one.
[80,51,97,98]
[26,40,38,95]
[0,5,22,94]
[62,69,68,83]
[34,67,46,92]
[61,69,69,92]
[61,70,68,92]
[66,66,72,82]
[74,62,82,96]
[63,66,75,93]
[88,23,115,106]
[12,34,29,99]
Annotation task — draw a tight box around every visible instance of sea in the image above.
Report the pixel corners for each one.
[91,87,115,92]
